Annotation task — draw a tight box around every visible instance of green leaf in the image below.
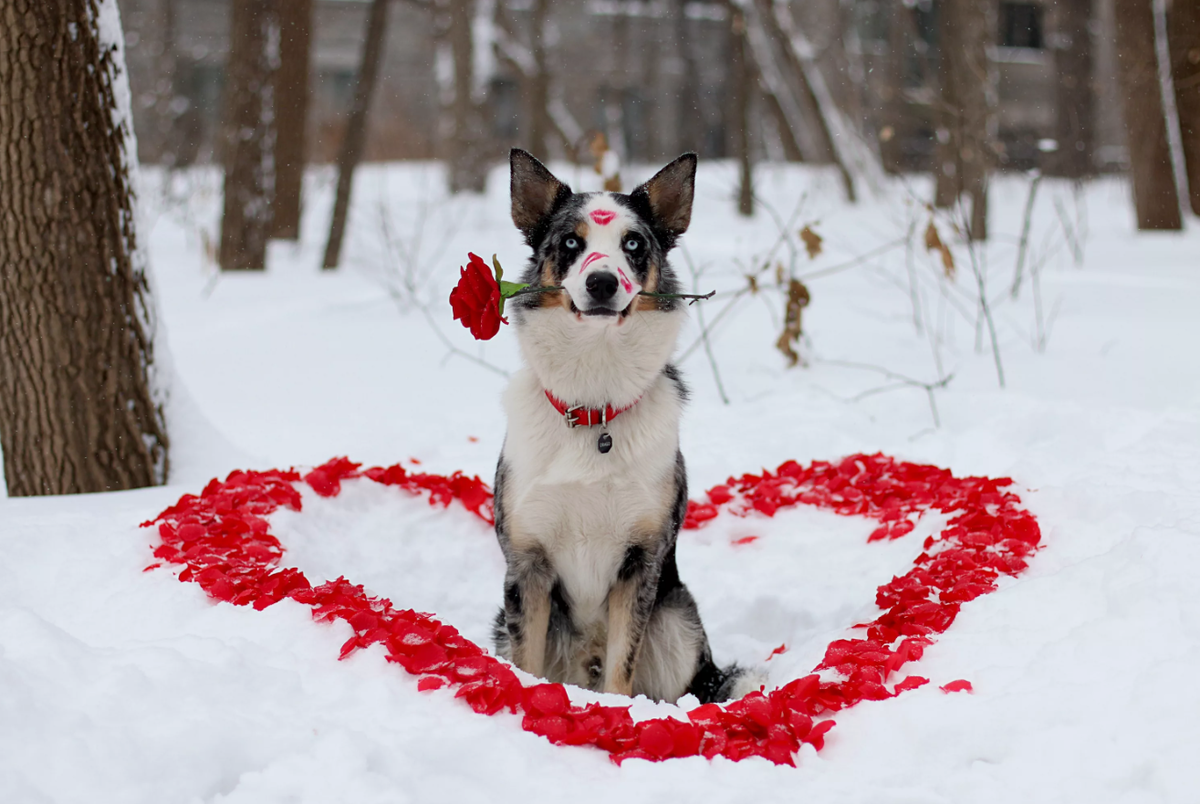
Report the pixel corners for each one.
[498,280,529,297]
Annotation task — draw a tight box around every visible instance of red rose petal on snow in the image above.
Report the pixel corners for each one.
[893,676,930,693]
[637,722,676,759]
[144,452,1038,767]
[805,719,836,750]
[526,683,571,715]
[940,679,974,694]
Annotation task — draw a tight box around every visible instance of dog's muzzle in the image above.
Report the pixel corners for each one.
[585,271,619,304]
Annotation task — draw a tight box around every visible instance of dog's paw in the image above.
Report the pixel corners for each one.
[724,665,769,701]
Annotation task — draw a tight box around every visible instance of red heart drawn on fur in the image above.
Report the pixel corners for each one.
[142,454,1040,766]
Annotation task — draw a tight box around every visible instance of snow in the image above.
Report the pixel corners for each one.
[95,0,172,483]
[2,160,1199,802]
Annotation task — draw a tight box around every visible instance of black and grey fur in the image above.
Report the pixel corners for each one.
[489,149,752,704]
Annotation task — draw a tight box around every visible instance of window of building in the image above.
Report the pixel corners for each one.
[999,2,1043,49]
[489,78,520,142]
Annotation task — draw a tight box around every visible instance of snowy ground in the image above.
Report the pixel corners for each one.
[2,159,1199,803]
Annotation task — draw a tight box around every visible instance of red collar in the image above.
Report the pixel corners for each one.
[544,390,640,428]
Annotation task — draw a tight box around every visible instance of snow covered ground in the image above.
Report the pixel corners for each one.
[2,160,1198,803]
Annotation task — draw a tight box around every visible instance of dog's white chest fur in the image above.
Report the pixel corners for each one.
[501,364,682,621]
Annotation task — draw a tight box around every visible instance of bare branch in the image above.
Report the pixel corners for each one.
[678,245,730,404]
[962,220,1005,388]
[1010,172,1042,298]
[797,237,907,282]
[818,359,954,428]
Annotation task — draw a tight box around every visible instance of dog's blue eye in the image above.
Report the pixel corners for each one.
[565,237,580,250]
[624,237,640,251]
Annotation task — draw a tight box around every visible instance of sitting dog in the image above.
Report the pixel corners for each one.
[491,149,751,703]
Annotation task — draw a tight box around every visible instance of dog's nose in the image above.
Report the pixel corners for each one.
[585,271,618,302]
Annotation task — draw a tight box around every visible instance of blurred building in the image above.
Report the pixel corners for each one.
[119,0,1127,175]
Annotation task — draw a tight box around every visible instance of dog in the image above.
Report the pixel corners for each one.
[491,149,753,704]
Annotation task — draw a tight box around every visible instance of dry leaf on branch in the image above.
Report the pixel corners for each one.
[799,225,823,260]
[775,278,812,368]
[589,131,622,192]
[588,131,607,171]
[924,220,956,279]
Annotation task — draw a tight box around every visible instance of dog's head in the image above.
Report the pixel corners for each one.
[508,148,696,320]
[505,150,696,404]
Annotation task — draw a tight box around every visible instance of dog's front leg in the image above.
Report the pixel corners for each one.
[603,543,660,696]
[503,547,554,678]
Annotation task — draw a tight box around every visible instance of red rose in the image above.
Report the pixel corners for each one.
[449,252,506,340]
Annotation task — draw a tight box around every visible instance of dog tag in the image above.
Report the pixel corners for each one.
[597,431,613,454]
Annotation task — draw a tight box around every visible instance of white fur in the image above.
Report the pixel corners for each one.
[503,303,686,656]
[515,301,683,410]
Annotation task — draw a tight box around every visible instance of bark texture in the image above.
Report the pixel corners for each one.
[1167,0,1200,215]
[1115,0,1183,229]
[219,0,278,271]
[322,0,388,269]
[271,0,312,240]
[1050,0,1095,178]
[0,0,169,496]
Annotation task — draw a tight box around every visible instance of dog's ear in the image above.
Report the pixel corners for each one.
[631,153,697,238]
[511,149,571,244]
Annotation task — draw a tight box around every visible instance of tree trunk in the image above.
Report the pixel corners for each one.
[880,0,909,174]
[934,0,992,239]
[1167,0,1200,215]
[447,0,489,193]
[219,0,279,271]
[751,0,857,201]
[526,0,552,161]
[271,0,313,240]
[1049,0,1095,178]
[142,0,178,166]
[671,0,703,156]
[729,3,755,216]
[934,0,963,208]
[762,89,807,162]
[0,0,169,496]
[323,0,389,269]
[1114,0,1183,229]
[961,0,992,240]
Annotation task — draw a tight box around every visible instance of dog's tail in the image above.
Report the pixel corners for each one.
[688,655,768,704]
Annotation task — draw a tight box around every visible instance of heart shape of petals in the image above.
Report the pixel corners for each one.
[142,453,1040,766]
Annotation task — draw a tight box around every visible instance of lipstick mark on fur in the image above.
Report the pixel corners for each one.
[617,267,634,293]
[581,252,607,273]
[590,209,616,226]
